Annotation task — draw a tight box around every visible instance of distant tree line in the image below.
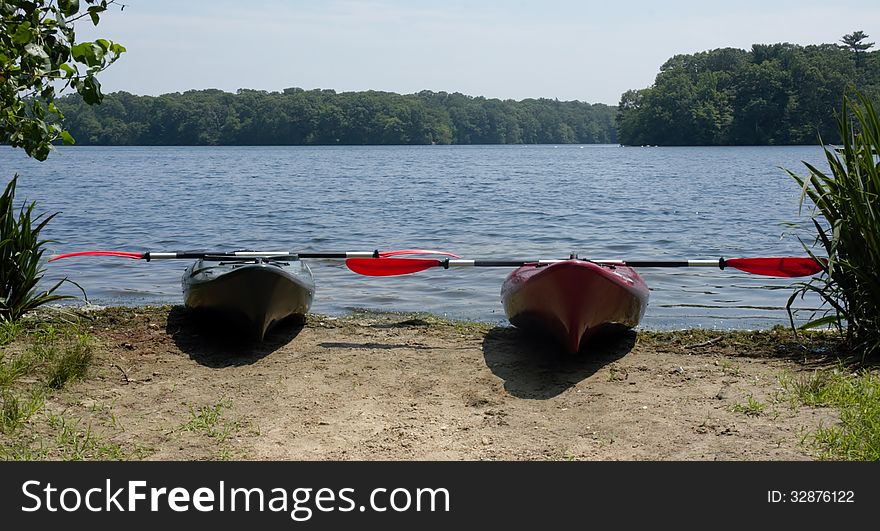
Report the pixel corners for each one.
[56,89,617,145]
[617,32,880,146]
[51,32,879,148]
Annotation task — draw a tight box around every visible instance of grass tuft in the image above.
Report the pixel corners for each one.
[781,368,880,460]
[46,334,92,389]
[731,395,767,417]
[0,320,22,346]
[181,400,240,443]
[1,388,45,433]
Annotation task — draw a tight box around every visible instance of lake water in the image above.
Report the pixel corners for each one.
[1,144,828,330]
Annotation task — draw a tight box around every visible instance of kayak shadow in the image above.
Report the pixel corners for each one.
[165,306,304,367]
[482,327,636,400]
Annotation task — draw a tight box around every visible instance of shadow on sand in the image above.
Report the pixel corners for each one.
[165,306,304,368]
[482,327,636,400]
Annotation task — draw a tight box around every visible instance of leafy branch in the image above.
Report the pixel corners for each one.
[1,0,126,159]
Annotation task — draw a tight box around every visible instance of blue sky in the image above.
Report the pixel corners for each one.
[79,0,880,104]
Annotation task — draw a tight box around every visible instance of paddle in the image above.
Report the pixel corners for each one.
[48,249,460,262]
[345,256,825,277]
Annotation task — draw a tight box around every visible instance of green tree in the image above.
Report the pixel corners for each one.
[1,0,123,322]
[56,88,617,146]
[617,39,880,146]
[841,30,874,53]
[841,31,874,69]
[1,0,125,160]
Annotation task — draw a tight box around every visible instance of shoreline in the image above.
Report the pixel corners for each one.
[50,301,807,333]
[1,306,850,460]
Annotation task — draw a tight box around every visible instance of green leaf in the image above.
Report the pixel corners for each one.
[70,43,91,63]
[32,143,51,161]
[58,63,76,77]
[71,42,104,68]
[799,315,840,330]
[78,76,103,105]
[60,131,76,145]
[58,0,80,17]
[12,22,32,44]
[87,5,103,25]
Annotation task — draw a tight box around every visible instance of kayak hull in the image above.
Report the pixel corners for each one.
[501,260,649,354]
[182,259,315,340]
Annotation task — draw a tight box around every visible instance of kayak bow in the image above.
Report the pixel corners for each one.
[502,260,649,354]
[182,258,315,340]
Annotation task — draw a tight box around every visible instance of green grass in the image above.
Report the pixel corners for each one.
[0,321,150,460]
[637,325,843,359]
[46,333,92,389]
[46,414,127,461]
[1,388,45,433]
[731,395,767,417]
[0,320,22,346]
[781,368,880,460]
[0,323,93,405]
[178,399,245,460]
[718,359,743,376]
[0,350,36,388]
[0,326,88,392]
[0,412,148,461]
[181,400,240,443]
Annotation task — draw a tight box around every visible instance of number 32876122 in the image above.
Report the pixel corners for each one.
[789,491,854,503]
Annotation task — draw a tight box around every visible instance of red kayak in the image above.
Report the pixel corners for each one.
[501,260,649,354]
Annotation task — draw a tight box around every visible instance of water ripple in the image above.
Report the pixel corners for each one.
[2,144,828,330]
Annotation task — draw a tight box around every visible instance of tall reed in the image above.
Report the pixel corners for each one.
[0,175,70,322]
[786,92,880,359]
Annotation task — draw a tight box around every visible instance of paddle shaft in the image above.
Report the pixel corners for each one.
[344,256,824,277]
[49,249,460,262]
[142,251,380,261]
[435,259,725,268]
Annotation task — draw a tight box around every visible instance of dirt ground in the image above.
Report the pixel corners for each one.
[32,306,841,460]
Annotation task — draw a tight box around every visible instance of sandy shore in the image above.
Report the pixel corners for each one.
[8,306,842,460]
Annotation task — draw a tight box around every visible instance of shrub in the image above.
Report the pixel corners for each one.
[0,175,70,322]
[786,92,880,359]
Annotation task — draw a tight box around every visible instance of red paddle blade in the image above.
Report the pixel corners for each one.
[726,257,824,277]
[346,257,440,276]
[48,250,144,262]
[379,249,460,258]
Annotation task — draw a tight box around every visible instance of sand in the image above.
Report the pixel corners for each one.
[15,306,842,460]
